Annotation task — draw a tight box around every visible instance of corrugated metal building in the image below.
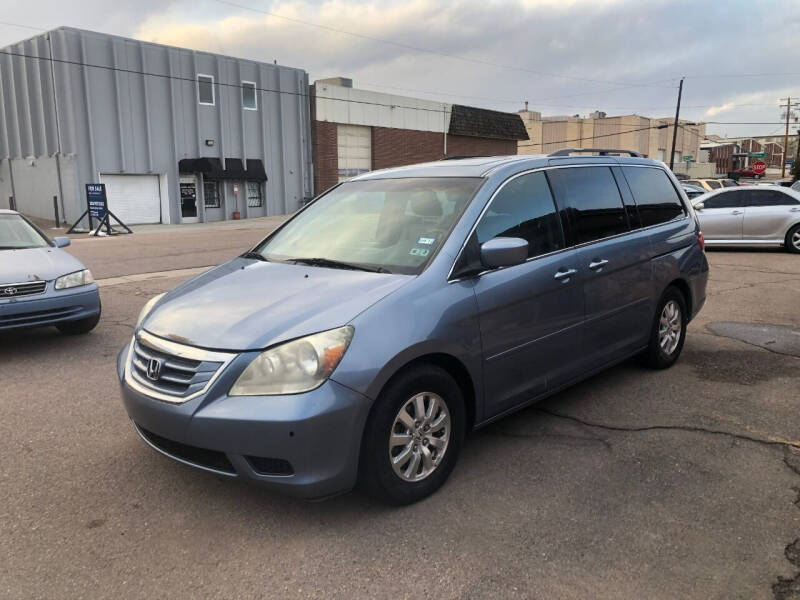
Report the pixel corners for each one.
[0,27,312,226]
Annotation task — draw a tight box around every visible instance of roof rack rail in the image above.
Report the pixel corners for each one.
[548,148,644,157]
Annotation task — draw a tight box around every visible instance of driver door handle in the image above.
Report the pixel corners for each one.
[554,268,577,281]
[790,207,800,212]
[731,210,743,215]
[589,259,609,270]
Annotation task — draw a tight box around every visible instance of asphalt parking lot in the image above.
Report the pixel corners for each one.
[2,223,799,599]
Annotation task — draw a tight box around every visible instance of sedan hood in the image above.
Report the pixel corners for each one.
[0,247,85,283]
[143,258,411,351]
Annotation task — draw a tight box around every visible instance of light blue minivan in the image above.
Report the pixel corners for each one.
[118,152,708,504]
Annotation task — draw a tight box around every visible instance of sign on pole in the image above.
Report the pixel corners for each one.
[682,155,693,162]
[752,161,767,175]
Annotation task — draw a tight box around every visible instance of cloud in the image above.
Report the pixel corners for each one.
[705,102,736,117]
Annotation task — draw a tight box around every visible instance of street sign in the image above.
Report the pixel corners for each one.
[749,152,768,158]
[752,161,767,175]
[86,184,107,219]
[682,155,693,162]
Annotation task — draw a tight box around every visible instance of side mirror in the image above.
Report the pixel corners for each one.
[694,202,704,211]
[53,236,71,248]
[480,237,528,269]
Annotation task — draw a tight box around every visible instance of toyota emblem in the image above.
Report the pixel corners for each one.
[2,287,17,296]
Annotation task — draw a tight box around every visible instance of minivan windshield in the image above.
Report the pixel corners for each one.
[255,177,483,275]
[0,214,49,250]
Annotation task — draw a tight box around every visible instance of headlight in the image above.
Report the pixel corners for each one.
[135,293,165,329]
[230,326,354,396]
[54,269,94,290]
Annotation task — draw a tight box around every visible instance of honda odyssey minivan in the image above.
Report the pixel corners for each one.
[118,152,708,504]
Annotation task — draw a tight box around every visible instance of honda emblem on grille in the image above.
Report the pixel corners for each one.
[146,358,163,381]
[2,287,17,296]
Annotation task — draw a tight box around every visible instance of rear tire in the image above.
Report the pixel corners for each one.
[56,307,100,335]
[640,286,687,369]
[359,364,465,505]
[786,224,800,254]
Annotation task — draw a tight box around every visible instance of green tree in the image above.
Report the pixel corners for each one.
[792,157,800,182]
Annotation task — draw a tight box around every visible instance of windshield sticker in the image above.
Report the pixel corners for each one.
[409,247,430,257]
[417,236,436,245]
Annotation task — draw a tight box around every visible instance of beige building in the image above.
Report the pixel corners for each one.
[517,110,705,164]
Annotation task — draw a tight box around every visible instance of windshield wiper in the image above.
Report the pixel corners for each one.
[289,257,391,274]
[240,251,269,261]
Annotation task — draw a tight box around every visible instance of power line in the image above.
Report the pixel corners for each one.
[210,0,675,90]
[0,20,46,32]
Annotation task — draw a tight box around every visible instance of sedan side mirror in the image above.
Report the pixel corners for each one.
[53,236,71,248]
[480,237,528,269]
[694,202,704,211]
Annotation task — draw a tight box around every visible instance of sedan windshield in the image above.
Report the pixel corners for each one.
[255,177,483,275]
[0,214,49,249]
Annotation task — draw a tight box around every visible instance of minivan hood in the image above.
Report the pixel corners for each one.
[142,258,411,351]
[0,247,85,283]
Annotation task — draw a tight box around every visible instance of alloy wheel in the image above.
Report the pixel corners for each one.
[389,392,450,482]
[658,300,682,355]
[792,229,800,251]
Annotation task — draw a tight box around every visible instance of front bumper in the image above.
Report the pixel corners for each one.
[0,284,100,331]
[117,341,372,499]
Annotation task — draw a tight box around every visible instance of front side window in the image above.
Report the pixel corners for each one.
[548,166,628,244]
[476,171,564,259]
[704,191,743,209]
[722,179,739,187]
[747,190,798,206]
[622,167,685,227]
[255,177,483,275]
[242,81,257,110]
[706,180,722,190]
[0,214,49,249]
[197,75,214,105]
[204,181,220,208]
[247,182,263,207]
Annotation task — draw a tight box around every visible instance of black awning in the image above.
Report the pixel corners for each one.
[180,157,267,181]
[223,158,247,180]
[245,159,268,181]
[178,157,224,178]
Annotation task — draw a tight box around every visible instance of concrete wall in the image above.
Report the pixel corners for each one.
[0,27,312,225]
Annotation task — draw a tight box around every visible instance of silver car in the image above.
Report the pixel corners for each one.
[692,186,800,253]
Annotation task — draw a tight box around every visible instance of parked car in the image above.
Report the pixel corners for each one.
[684,178,739,192]
[733,167,764,179]
[692,186,800,253]
[118,154,708,504]
[681,183,706,199]
[0,209,101,333]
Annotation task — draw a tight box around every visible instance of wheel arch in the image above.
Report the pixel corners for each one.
[665,277,692,318]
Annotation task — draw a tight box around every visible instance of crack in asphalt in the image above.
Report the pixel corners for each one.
[774,450,800,600]
[535,408,800,449]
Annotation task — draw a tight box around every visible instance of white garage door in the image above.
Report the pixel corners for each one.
[337,124,371,183]
[100,174,161,224]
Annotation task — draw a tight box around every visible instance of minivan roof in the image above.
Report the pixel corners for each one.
[352,154,666,180]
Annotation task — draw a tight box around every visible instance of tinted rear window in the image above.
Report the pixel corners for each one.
[622,167,685,227]
[706,180,722,189]
[747,190,798,207]
[703,191,743,209]
[548,166,628,244]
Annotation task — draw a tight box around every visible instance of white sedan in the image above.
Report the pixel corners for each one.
[692,186,800,253]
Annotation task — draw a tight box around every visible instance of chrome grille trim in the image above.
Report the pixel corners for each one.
[0,280,47,298]
[124,330,237,404]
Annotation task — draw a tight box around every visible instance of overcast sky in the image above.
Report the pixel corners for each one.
[2,0,800,137]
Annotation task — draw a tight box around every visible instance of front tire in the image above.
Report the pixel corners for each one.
[786,224,800,254]
[359,365,465,505]
[640,286,688,369]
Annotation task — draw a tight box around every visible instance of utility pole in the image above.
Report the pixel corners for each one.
[669,78,684,171]
[779,97,800,178]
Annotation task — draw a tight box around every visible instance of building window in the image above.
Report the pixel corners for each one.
[197,75,214,105]
[204,181,220,208]
[337,124,371,183]
[242,81,257,110]
[247,182,262,207]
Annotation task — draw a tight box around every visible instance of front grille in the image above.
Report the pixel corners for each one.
[246,456,294,476]
[0,280,47,298]
[130,338,223,400]
[136,424,236,474]
[0,306,83,329]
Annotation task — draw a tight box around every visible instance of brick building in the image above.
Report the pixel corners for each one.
[310,78,528,194]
